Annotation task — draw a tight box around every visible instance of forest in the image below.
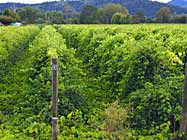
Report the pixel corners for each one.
[1,4,187,25]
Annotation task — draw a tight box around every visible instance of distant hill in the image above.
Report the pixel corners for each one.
[86,0,187,17]
[168,0,187,8]
[0,0,187,17]
[0,3,26,10]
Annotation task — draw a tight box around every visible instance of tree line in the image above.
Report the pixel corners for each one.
[0,4,187,25]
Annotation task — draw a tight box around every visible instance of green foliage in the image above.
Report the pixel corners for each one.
[16,7,45,24]
[156,7,171,23]
[0,15,17,25]
[58,24,187,139]
[104,101,129,132]
[131,12,145,23]
[46,11,64,24]
[101,3,129,23]
[80,5,98,24]
[111,13,125,24]
[3,9,20,21]
[1,24,187,139]
[0,25,84,139]
[0,9,20,25]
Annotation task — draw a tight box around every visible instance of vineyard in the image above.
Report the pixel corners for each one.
[0,24,186,139]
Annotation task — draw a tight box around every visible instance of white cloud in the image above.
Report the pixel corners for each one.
[152,0,171,3]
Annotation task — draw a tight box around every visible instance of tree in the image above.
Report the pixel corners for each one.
[46,11,63,24]
[0,16,16,25]
[0,9,20,24]
[145,17,154,23]
[102,4,129,23]
[3,9,20,21]
[95,8,105,24]
[66,14,80,24]
[63,4,76,19]
[173,14,187,23]
[132,12,145,24]
[112,13,123,24]
[112,12,126,24]
[121,15,132,24]
[80,5,97,24]
[156,7,170,23]
[16,7,45,24]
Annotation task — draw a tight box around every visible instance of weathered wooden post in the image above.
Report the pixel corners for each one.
[52,58,58,140]
[180,63,187,133]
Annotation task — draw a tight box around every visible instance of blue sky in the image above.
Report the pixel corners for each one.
[0,0,172,4]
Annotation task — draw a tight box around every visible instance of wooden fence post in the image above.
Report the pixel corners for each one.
[52,58,58,140]
[180,63,187,133]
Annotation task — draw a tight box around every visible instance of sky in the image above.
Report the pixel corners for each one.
[152,0,171,3]
[0,0,172,4]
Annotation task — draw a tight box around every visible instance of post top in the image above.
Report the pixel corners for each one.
[52,58,58,64]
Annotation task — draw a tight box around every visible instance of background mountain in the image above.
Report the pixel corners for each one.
[168,0,187,8]
[0,0,187,17]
